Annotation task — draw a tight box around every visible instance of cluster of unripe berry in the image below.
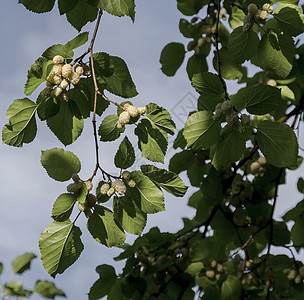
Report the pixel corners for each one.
[213,100,251,133]
[46,55,90,101]
[67,174,96,218]
[117,103,146,129]
[99,171,136,197]
[243,3,274,31]
[187,7,227,55]
[205,259,227,280]
[229,180,253,207]
[250,156,267,174]
[283,266,304,284]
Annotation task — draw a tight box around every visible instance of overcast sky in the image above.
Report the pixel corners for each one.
[1,1,303,299]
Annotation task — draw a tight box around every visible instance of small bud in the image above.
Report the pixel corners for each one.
[266,79,277,87]
[221,100,234,112]
[187,40,197,51]
[240,114,251,126]
[107,187,115,197]
[100,183,110,195]
[127,179,136,188]
[60,90,69,102]
[295,275,302,284]
[62,64,73,78]
[83,64,91,76]
[78,202,86,212]
[206,270,215,279]
[248,4,259,15]
[53,55,64,64]
[86,194,97,208]
[213,109,223,121]
[113,180,127,195]
[122,171,131,180]
[72,173,80,182]
[250,161,261,173]
[191,16,198,23]
[67,182,82,193]
[243,15,254,31]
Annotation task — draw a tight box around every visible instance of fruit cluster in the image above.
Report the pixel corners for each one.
[283,266,304,284]
[46,55,90,101]
[243,3,274,31]
[117,103,146,129]
[205,259,227,280]
[250,156,267,174]
[213,100,251,133]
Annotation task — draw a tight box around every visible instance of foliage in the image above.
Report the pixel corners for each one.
[0,252,65,299]
[3,0,304,299]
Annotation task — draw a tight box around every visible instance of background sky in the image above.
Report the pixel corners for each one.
[0,1,303,299]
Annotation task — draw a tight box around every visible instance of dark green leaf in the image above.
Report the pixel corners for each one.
[113,196,147,235]
[2,98,37,147]
[192,72,225,111]
[114,136,135,169]
[4,281,32,297]
[58,0,78,15]
[173,129,187,149]
[34,281,66,299]
[274,6,304,37]
[141,165,188,197]
[291,217,304,246]
[177,0,207,16]
[169,150,194,174]
[126,171,165,214]
[41,148,81,182]
[89,265,117,300]
[93,52,138,98]
[19,0,55,13]
[52,193,77,221]
[87,205,126,247]
[160,42,185,76]
[0,262,3,275]
[64,32,89,52]
[228,27,260,64]
[179,19,195,38]
[183,111,221,150]
[256,121,298,168]
[221,275,242,300]
[145,103,175,135]
[12,253,36,275]
[69,88,91,119]
[253,32,294,78]
[98,115,124,142]
[135,119,168,163]
[297,177,304,194]
[186,54,208,80]
[47,101,84,146]
[232,84,281,115]
[89,0,135,21]
[39,220,84,277]
[66,0,98,31]
[210,126,247,170]
[37,89,60,120]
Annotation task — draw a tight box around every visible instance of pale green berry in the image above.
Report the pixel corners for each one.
[295,275,302,284]
[122,171,131,180]
[127,179,136,188]
[216,264,223,272]
[85,181,93,191]
[240,114,251,126]
[72,173,80,182]
[250,161,261,173]
[67,182,81,193]
[215,273,221,280]
[221,100,234,112]
[60,90,69,102]
[78,202,87,212]
[248,4,259,15]
[287,270,297,280]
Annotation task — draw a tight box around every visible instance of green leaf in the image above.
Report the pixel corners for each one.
[64,32,89,52]
[37,89,60,120]
[4,281,32,297]
[12,253,36,275]
[66,0,98,31]
[75,181,88,204]
[19,0,55,13]
[232,84,281,115]
[186,54,208,80]
[2,98,38,147]
[89,0,135,21]
[291,217,304,246]
[98,115,124,142]
[93,52,138,98]
[58,0,79,15]
[192,72,225,111]
[39,220,84,277]
[221,275,242,300]
[183,111,221,150]
[52,193,77,221]
[297,177,304,194]
[145,103,176,135]
[114,137,135,169]
[42,45,73,61]
[140,165,188,197]
[0,262,3,275]
[41,148,81,182]
[177,0,207,16]
[228,27,260,64]
[69,88,91,119]
[160,42,185,76]
[135,119,168,163]
[229,7,246,30]
[25,57,53,95]
[256,121,298,168]
[213,48,244,81]
[253,32,294,78]
[113,196,147,235]
[274,6,304,37]
[173,129,187,149]
[126,171,165,214]
[179,19,195,38]
[89,265,117,300]
[210,126,247,170]
[34,281,66,299]
[87,205,126,247]
[47,101,84,146]
[169,150,194,174]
